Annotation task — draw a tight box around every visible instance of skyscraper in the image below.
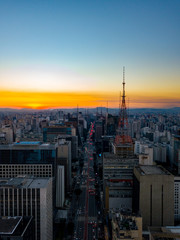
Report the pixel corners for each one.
[0,176,53,240]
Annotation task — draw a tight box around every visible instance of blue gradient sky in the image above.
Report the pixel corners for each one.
[0,0,180,108]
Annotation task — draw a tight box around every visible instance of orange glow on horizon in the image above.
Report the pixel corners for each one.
[0,90,179,109]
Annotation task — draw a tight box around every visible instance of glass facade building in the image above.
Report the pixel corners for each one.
[43,126,73,142]
[0,142,56,164]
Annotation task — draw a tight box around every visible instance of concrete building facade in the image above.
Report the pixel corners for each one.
[0,176,53,240]
[133,165,174,230]
[103,153,138,214]
[56,165,65,207]
[56,139,71,193]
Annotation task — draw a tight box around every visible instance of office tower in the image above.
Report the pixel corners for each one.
[173,135,180,174]
[0,141,56,165]
[0,164,53,178]
[95,119,104,142]
[56,139,72,193]
[131,120,141,139]
[174,176,180,223]
[103,153,138,214]
[56,165,65,207]
[134,141,154,165]
[101,136,114,153]
[43,125,76,142]
[0,176,53,240]
[153,143,167,163]
[57,110,64,122]
[57,135,78,160]
[106,114,118,136]
[0,141,56,175]
[139,147,153,165]
[133,165,174,230]
[0,141,67,209]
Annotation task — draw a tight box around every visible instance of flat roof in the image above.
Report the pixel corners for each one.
[149,226,180,239]
[15,141,41,145]
[0,216,22,234]
[103,153,138,167]
[56,210,68,220]
[112,213,139,231]
[138,165,171,175]
[0,142,55,150]
[0,176,51,188]
[104,153,138,160]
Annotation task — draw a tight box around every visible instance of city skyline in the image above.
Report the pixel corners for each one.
[0,0,180,109]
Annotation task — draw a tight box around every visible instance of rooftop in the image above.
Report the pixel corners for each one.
[112,213,139,231]
[0,216,33,237]
[0,216,22,234]
[0,142,55,150]
[137,165,171,176]
[0,176,51,188]
[15,141,41,145]
[149,226,180,239]
[104,153,138,163]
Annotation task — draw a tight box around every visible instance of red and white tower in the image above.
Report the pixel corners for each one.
[114,67,133,156]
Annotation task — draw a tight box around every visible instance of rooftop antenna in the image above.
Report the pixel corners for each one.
[119,91,121,115]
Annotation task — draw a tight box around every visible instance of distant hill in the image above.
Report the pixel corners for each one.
[0,107,179,114]
[129,107,180,114]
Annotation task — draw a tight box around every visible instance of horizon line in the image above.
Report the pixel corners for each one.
[0,106,179,111]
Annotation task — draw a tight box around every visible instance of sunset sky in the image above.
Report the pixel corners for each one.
[0,0,180,109]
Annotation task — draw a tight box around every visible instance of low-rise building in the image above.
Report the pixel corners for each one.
[112,212,142,240]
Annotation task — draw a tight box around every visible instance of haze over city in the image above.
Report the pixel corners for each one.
[0,0,180,109]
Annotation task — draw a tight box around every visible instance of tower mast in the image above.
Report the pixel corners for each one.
[115,67,131,145]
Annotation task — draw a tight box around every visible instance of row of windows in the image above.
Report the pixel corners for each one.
[1,168,52,171]
[109,194,132,198]
[0,169,52,172]
[0,165,52,169]
[0,174,52,178]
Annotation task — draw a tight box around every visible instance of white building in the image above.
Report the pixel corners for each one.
[139,146,153,165]
[134,141,153,165]
[0,176,53,240]
[0,125,13,143]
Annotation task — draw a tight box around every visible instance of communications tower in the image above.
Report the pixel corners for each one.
[114,67,133,156]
